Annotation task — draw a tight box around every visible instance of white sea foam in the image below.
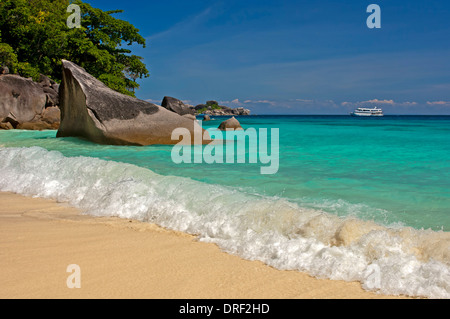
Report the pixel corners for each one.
[1,146,449,299]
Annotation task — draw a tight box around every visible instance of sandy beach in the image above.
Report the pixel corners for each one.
[0,192,406,299]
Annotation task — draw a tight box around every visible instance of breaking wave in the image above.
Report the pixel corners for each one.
[0,146,449,298]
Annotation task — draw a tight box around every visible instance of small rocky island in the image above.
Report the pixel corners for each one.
[192,100,251,116]
[160,96,251,117]
[160,97,251,117]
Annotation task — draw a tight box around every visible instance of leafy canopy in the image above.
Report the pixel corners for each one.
[0,0,149,96]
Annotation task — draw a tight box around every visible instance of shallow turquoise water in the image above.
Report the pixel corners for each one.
[1,115,449,231]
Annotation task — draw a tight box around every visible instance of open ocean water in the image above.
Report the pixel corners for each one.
[0,115,449,298]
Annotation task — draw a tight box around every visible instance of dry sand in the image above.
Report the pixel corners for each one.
[0,192,407,299]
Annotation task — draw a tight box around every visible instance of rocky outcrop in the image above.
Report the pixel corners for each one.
[161,96,195,116]
[0,72,62,130]
[57,60,209,145]
[203,115,211,122]
[2,114,20,128]
[17,121,59,131]
[41,106,61,124]
[234,107,251,116]
[7,106,60,131]
[39,75,60,107]
[0,122,13,130]
[218,117,243,131]
[0,75,47,124]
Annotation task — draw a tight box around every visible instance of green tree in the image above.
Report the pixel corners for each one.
[0,42,18,70]
[0,0,149,96]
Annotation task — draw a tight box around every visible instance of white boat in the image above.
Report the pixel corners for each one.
[350,107,384,117]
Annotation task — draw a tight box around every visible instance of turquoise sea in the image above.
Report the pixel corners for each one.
[0,115,449,298]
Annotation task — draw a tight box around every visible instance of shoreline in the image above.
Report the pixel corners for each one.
[0,192,407,299]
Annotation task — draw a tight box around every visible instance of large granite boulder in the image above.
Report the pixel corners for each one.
[39,74,53,87]
[0,75,47,123]
[43,86,59,107]
[37,74,60,108]
[57,60,209,145]
[17,121,59,131]
[161,96,195,116]
[12,106,60,131]
[218,117,243,131]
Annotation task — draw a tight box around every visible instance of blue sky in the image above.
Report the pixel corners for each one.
[88,0,450,114]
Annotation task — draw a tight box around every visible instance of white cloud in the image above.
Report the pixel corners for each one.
[427,101,450,106]
[364,99,395,105]
[243,99,277,106]
[218,99,243,106]
[341,99,418,107]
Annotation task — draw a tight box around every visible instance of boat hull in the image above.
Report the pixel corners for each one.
[351,112,384,117]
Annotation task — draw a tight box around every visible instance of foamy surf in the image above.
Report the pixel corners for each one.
[0,146,449,299]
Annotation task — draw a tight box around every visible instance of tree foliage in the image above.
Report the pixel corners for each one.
[0,0,149,96]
